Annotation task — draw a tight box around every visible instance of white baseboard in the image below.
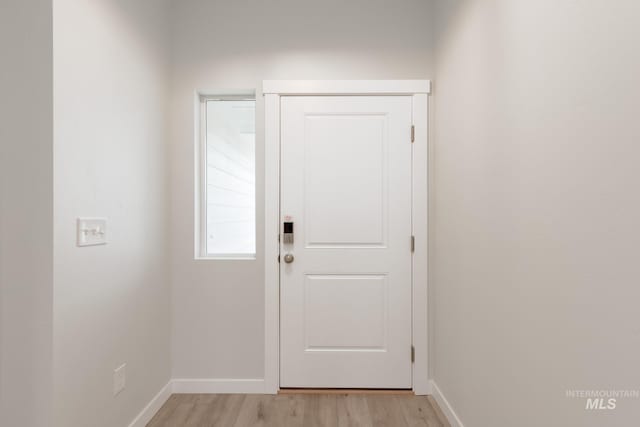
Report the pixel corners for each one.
[171,378,266,394]
[430,380,464,427]
[128,381,172,427]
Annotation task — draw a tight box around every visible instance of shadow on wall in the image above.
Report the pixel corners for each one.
[94,0,171,69]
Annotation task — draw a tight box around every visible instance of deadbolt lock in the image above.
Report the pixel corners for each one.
[283,221,294,244]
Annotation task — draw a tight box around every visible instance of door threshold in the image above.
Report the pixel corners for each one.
[278,388,414,395]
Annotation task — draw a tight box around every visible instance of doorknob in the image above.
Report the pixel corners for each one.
[283,253,294,263]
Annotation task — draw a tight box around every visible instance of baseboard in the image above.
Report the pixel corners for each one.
[128,381,172,427]
[430,380,465,427]
[171,378,266,394]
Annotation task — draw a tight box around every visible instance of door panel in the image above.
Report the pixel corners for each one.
[304,274,388,350]
[280,96,412,389]
[303,114,387,247]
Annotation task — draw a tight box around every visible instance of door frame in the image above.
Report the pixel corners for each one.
[263,80,431,394]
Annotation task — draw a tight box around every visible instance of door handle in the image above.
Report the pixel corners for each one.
[283,253,294,263]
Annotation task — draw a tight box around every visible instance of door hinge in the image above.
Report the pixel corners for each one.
[277,255,280,263]
[411,235,415,253]
[411,125,415,143]
[411,345,415,363]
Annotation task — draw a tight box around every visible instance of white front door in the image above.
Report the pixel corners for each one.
[279,96,413,389]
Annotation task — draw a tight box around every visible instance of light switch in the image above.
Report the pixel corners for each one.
[77,217,107,246]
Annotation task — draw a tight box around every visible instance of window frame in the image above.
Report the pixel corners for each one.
[196,92,257,260]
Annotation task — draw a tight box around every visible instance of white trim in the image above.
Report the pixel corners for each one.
[264,93,281,394]
[430,381,465,427]
[127,381,172,427]
[263,80,431,95]
[195,256,257,261]
[263,80,431,394]
[172,378,266,394]
[194,92,206,258]
[194,91,258,260]
[412,94,430,395]
[197,89,256,98]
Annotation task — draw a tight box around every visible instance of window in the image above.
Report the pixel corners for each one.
[198,96,256,258]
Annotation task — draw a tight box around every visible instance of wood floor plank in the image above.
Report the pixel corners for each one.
[336,394,374,427]
[181,394,219,426]
[427,396,451,427]
[397,396,443,427]
[147,394,182,426]
[212,394,246,427]
[270,394,306,427]
[182,394,242,427]
[151,395,198,427]
[233,394,286,427]
[366,395,409,427]
[302,394,338,427]
[146,393,449,427]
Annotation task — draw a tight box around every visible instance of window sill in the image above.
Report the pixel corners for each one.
[195,255,257,261]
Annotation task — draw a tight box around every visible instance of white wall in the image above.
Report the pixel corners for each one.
[53,1,171,426]
[432,1,640,426]
[0,1,54,426]
[169,0,435,380]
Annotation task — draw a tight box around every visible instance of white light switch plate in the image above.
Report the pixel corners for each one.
[113,363,126,396]
[77,217,108,246]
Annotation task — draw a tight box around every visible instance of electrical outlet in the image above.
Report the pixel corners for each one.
[113,363,126,396]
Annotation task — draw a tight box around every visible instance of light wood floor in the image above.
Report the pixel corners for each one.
[147,393,449,427]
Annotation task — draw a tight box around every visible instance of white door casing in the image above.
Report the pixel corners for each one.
[263,80,431,394]
[280,96,413,388]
